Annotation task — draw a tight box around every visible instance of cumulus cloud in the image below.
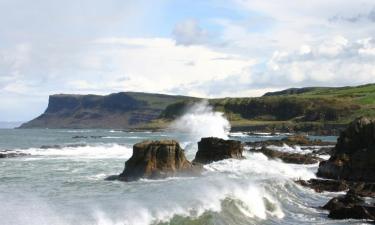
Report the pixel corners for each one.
[2,0,375,121]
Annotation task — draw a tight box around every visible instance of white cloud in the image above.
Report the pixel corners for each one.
[172,19,208,46]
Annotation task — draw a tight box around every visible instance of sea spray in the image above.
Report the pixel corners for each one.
[169,101,231,141]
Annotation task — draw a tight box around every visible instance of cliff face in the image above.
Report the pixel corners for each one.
[20,92,195,129]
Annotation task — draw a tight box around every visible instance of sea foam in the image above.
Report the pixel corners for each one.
[169,100,231,141]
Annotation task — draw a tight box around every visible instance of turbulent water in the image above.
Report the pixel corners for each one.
[0,129,365,225]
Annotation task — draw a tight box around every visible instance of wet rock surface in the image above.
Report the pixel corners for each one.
[296,179,350,193]
[252,147,323,164]
[193,137,244,164]
[297,178,375,197]
[246,135,335,148]
[317,117,375,181]
[323,190,375,221]
[118,140,202,181]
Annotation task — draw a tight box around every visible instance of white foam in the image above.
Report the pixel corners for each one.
[229,132,248,137]
[205,152,316,181]
[169,101,231,141]
[11,144,133,159]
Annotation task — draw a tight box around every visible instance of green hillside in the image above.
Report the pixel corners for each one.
[158,84,375,133]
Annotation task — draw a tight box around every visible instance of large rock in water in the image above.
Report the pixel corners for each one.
[193,137,244,164]
[119,140,200,181]
[317,117,375,181]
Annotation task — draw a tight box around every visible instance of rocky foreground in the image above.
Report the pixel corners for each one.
[106,117,375,222]
[298,117,375,222]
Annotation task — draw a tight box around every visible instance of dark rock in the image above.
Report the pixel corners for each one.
[119,140,201,181]
[323,190,365,211]
[329,205,375,220]
[253,147,323,164]
[40,145,62,149]
[0,152,28,158]
[90,136,103,139]
[322,190,375,221]
[104,175,120,181]
[296,179,350,193]
[246,135,335,149]
[297,178,375,198]
[193,137,244,164]
[311,147,334,155]
[72,135,88,139]
[317,117,375,181]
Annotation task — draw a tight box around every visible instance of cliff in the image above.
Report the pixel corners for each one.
[20,92,196,129]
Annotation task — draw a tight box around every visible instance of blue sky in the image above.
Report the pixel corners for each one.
[1,0,375,121]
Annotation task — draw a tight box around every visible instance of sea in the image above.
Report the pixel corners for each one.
[0,128,367,225]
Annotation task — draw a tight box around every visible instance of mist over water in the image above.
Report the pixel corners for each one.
[169,101,231,141]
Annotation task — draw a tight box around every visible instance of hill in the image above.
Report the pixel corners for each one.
[20,84,375,133]
[159,84,375,133]
[20,92,197,129]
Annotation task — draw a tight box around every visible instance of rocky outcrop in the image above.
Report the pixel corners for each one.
[118,140,201,181]
[193,137,244,164]
[317,117,375,181]
[323,190,375,221]
[253,147,323,164]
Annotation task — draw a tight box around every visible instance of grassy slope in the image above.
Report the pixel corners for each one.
[152,84,375,131]
[276,84,375,122]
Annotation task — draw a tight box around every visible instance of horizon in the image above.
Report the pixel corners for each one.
[1,0,375,121]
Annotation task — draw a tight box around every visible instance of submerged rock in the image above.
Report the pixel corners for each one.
[119,140,201,181]
[246,135,335,148]
[0,152,28,158]
[317,117,375,181]
[193,137,244,164]
[297,178,375,197]
[296,179,350,193]
[253,147,323,164]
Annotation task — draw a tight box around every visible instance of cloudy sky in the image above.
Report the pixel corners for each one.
[1,0,375,121]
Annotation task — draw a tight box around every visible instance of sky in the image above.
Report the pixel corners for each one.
[1,0,375,121]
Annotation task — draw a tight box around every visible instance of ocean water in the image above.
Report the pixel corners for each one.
[0,129,365,225]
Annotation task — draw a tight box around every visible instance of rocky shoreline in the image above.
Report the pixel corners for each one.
[296,117,375,222]
[108,116,375,222]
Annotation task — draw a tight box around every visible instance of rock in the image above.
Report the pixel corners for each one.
[296,179,350,193]
[193,137,244,164]
[329,205,375,220]
[72,135,88,139]
[0,152,28,158]
[118,140,201,181]
[317,117,375,181]
[253,147,323,164]
[297,178,375,198]
[322,190,375,221]
[246,135,335,149]
[323,189,365,211]
[312,147,334,156]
